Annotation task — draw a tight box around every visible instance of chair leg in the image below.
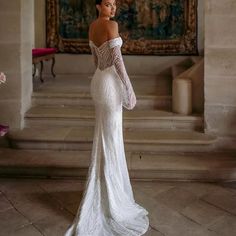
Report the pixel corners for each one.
[33,63,36,78]
[51,57,56,77]
[40,61,44,83]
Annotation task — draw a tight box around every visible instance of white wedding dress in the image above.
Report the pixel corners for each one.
[64,36,149,236]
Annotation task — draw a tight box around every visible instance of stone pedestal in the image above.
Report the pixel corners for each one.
[172,78,192,115]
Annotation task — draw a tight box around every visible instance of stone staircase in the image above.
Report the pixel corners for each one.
[25,106,204,131]
[1,148,236,181]
[3,60,236,181]
[8,127,215,152]
[32,74,172,110]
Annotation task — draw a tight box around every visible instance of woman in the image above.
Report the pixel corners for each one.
[65,0,149,235]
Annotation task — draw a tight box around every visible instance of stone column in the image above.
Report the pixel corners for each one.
[204,0,236,137]
[0,0,34,129]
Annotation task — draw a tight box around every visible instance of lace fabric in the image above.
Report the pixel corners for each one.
[89,37,136,110]
[64,37,149,236]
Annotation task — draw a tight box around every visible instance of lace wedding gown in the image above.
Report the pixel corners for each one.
[64,36,149,236]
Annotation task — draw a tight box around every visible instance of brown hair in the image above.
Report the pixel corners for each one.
[95,0,103,17]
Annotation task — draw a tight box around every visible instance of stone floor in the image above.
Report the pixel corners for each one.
[0,178,235,236]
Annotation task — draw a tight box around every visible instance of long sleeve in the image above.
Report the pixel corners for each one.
[90,46,98,68]
[110,45,136,110]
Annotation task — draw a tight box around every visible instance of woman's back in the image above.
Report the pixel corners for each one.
[89,19,119,47]
[89,19,123,72]
[88,18,136,110]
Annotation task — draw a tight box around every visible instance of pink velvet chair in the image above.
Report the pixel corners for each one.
[0,125,9,137]
[32,48,57,82]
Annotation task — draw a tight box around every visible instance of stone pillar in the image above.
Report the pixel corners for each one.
[204,0,236,137]
[0,0,33,129]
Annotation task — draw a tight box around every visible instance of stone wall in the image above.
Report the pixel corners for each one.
[204,0,236,137]
[0,0,33,129]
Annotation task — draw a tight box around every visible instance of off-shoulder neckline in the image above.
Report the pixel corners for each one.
[89,36,121,49]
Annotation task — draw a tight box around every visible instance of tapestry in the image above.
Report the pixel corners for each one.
[46,0,198,55]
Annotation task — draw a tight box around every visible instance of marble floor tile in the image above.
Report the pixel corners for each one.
[174,182,219,198]
[64,202,80,215]
[0,208,30,235]
[39,180,84,208]
[0,178,235,236]
[38,179,84,193]
[14,193,68,223]
[219,181,236,195]
[0,179,44,194]
[132,186,160,215]
[0,192,13,213]
[155,186,199,212]
[208,213,236,236]
[181,199,228,227]
[132,180,175,198]
[34,211,73,236]
[149,201,203,236]
[144,226,164,236]
[47,190,84,207]
[9,224,43,236]
[2,189,46,208]
[202,187,236,215]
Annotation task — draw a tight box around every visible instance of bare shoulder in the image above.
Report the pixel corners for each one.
[106,20,119,31]
[88,20,96,38]
[89,20,96,28]
[106,20,119,39]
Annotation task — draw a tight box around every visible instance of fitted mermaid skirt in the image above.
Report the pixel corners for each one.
[64,66,149,236]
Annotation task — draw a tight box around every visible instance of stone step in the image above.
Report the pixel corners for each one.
[0,148,235,181]
[7,127,217,153]
[34,74,172,95]
[25,106,204,131]
[32,93,172,110]
[32,74,172,110]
